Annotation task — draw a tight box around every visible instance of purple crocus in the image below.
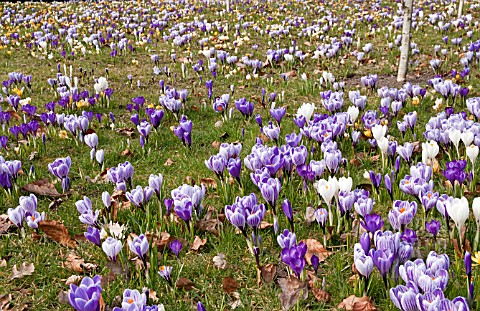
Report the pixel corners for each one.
[281,241,307,278]
[361,213,384,233]
[68,275,102,311]
[84,227,101,247]
[270,107,286,126]
[282,199,294,232]
[128,234,149,262]
[169,239,183,259]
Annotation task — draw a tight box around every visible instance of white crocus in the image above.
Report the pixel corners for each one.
[446,197,469,246]
[315,178,336,225]
[473,197,480,249]
[94,76,109,94]
[377,137,389,169]
[347,106,360,124]
[296,103,315,121]
[461,131,474,148]
[338,177,353,192]
[422,140,439,164]
[448,128,461,157]
[372,124,387,141]
[467,144,479,178]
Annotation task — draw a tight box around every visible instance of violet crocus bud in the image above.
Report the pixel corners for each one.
[282,199,293,226]
[255,114,263,130]
[169,239,183,259]
[311,254,319,274]
[465,251,472,279]
[84,226,101,246]
[164,198,174,216]
[197,302,207,311]
[359,233,370,254]
[425,219,440,239]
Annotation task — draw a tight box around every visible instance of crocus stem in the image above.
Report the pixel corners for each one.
[246,238,254,256]
[474,228,479,252]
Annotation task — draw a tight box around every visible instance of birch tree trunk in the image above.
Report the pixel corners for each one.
[397,0,414,82]
[457,0,464,19]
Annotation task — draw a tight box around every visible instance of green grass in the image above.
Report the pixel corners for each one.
[0,0,479,310]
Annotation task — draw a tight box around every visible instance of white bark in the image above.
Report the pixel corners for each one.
[397,0,414,82]
[457,0,464,19]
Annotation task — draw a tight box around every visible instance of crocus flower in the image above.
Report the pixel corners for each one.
[158,265,173,286]
[116,289,147,311]
[282,199,293,231]
[446,197,469,245]
[169,240,182,259]
[281,241,307,278]
[26,211,45,229]
[68,275,102,311]
[102,237,122,262]
[148,174,163,199]
[270,107,286,126]
[85,227,101,246]
[361,213,384,233]
[128,234,149,261]
[7,206,24,227]
[388,200,418,231]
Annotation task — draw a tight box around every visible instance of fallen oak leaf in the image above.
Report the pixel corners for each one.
[22,178,64,197]
[302,239,332,265]
[223,277,240,294]
[278,277,308,311]
[176,277,195,290]
[0,294,12,310]
[190,236,207,251]
[38,220,78,249]
[164,158,174,166]
[9,262,35,280]
[200,178,217,189]
[65,275,83,286]
[64,253,98,273]
[0,214,13,235]
[260,263,277,284]
[213,253,227,269]
[312,288,330,303]
[338,295,376,311]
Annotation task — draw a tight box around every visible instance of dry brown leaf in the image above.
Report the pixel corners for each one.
[195,217,222,236]
[64,253,98,273]
[302,239,332,265]
[8,110,21,120]
[176,277,195,290]
[0,259,6,267]
[312,288,330,303]
[21,178,63,197]
[164,158,174,166]
[278,277,308,311]
[213,253,227,269]
[200,178,217,189]
[185,176,196,185]
[116,127,136,137]
[223,277,240,294]
[9,262,35,280]
[260,221,273,230]
[211,141,221,149]
[120,148,134,157]
[0,214,13,235]
[0,294,12,310]
[261,264,277,284]
[190,236,207,251]
[338,295,376,311]
[106,261,129,277]
[58,291,70,305]
[305,205,316,224]
[38,220,77,248]
[65,275,83,286]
